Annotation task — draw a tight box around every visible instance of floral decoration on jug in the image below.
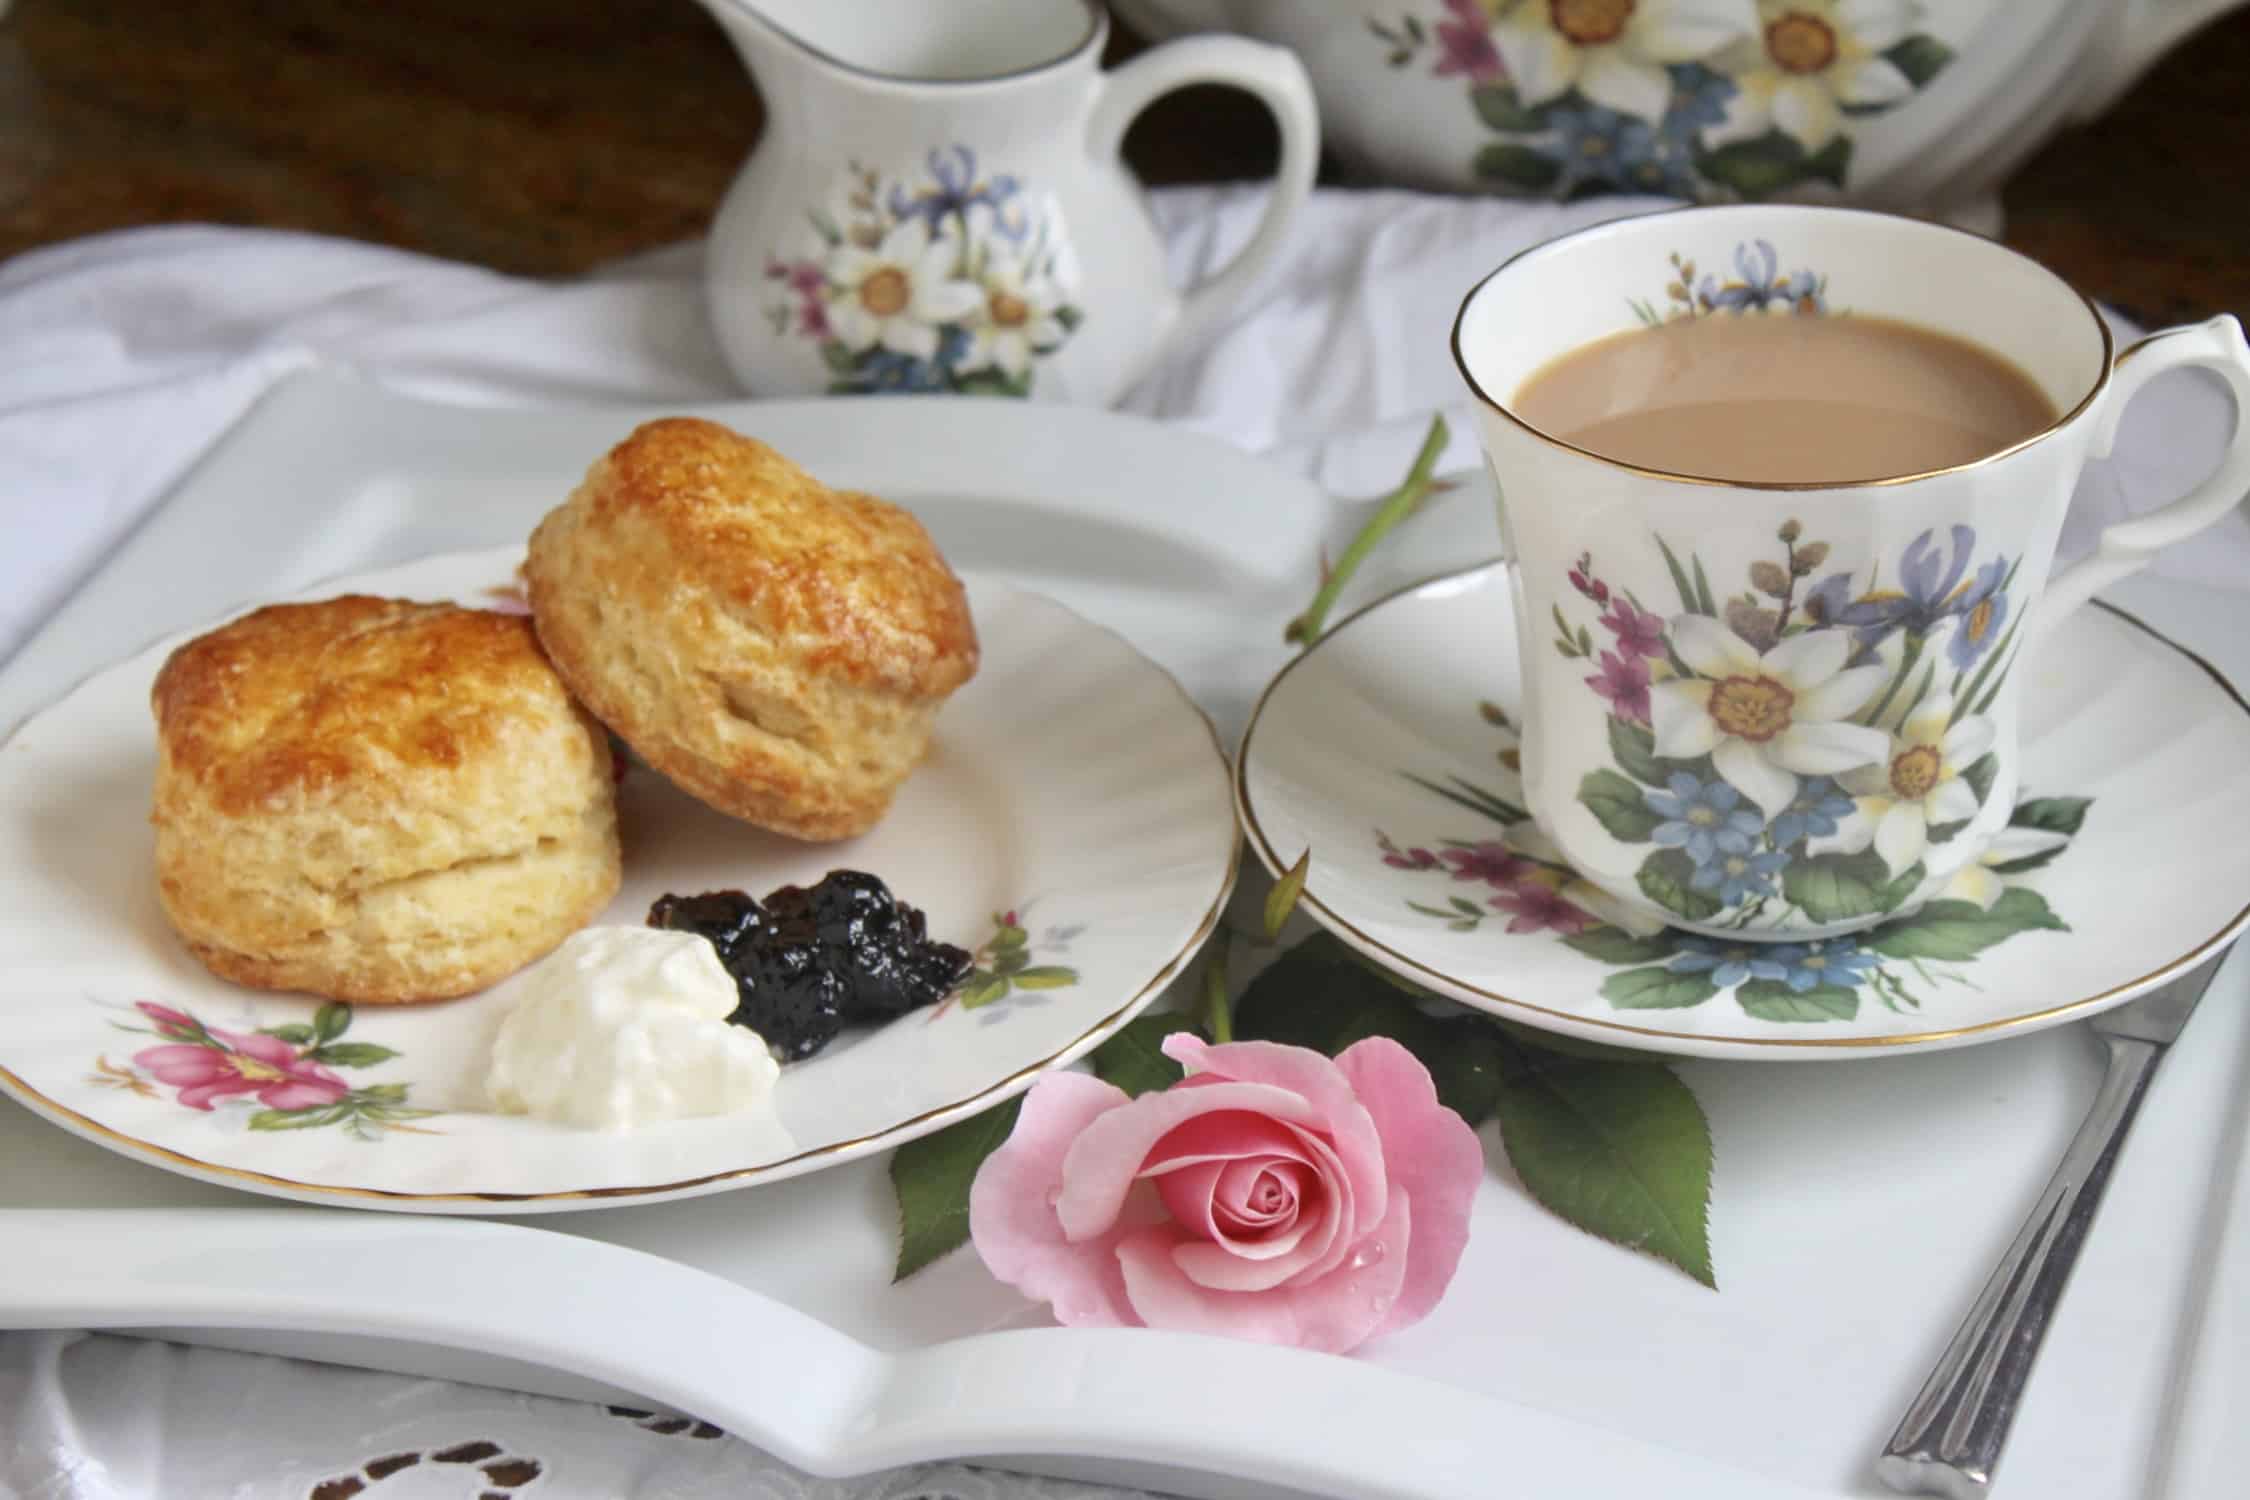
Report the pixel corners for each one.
[1369,0,1954,201]
[766,146,1085,397]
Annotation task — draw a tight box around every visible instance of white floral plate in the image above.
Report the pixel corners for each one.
[0,546,1236,1211]
[1236,562,2250,1060]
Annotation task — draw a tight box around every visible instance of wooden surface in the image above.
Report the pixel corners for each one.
[0,0,2242,325]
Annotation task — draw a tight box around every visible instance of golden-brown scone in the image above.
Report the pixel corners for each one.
[524,417,979,840]
[150,597,621,1004]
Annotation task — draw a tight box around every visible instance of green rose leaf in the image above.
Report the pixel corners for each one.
[1885,34,1954,89]
[1736,979,1859,1022]
[1475,142,1563,192]
[1784,849,1918,923]
[1582,768,1665,842]
[957,973,1011,1009]
[1564,927,1682,966]
[1695,130,1816,200]
[260,1023,316,1045]
[1637,847,1723,922]
[1599,964,1719,1010]
[1492,1042,1716,1287]
[306,1042,397,1068]
[1233,933,1505,1128]
[1491,1017,1663,1065]
[312,1003,351,1045]
[1470,82,1552,133]
[1089,1013,1201,1097]
[1962,751,2000,809]
[1609,718,1670,788]
[891,1097,1022,1281]
[1991,796,2092,874]
[1865,887,2066,961]
[1012,966,1078,990]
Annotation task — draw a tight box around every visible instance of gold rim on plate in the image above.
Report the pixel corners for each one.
[1234,560,2250,1054]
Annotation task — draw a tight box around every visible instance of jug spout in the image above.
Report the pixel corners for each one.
[693,0,1105,87]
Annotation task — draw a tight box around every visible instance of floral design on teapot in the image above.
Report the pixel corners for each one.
[1368,0,1953,201]
[764,146,1085,397]
[1550,516,2025,935]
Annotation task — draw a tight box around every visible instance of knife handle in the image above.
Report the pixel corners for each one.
[1876,1034,2163,1499]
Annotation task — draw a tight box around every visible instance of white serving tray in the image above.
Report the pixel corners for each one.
[4,369,2246,1500]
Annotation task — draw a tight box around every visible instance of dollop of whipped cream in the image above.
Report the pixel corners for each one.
[485,926,779,1131]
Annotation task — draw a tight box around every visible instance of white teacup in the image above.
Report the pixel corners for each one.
[1452,205,2250,942]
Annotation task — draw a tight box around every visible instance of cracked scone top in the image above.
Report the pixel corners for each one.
[524,417,980,841]
[150,596,621,1004]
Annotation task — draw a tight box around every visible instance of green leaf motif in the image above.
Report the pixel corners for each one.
[1582,768,1665,842]
[957,973,1011,1009]
[1608,718,1669,788]
[260,1023,316,1045]
[1637,847,1723,922]
[1089,1013,1200,1097]
[312,1003,351,1045]
[356,1082,410,1104]
[820,341,861,376]
[1654,534,1702,615]
[952,368,1033,399]
[1885,34,1954,89]
[1600,964,1718,1010]
[249,1105,348,1132]
[1736,979,1858,1022]
[1493,1047,1716,1287]
[1012,966,1077,989]
[1695,130,1822,200]
[307,1042,397,1069]
[1988,795,2091,874]
[891,1097,1022,1281]
[1803,136,1851,189]
[993,950,1030,976]
[1266,847,1311,939]
[1233,933,1505,1128]
[993,924,1030,952]
[1783,850,1919,923]
[1469,82,1552,132]
[1865,886,2065,961]
[1564,927,1682,967]
[1474,142,1562,192]
[1962,751,1999,809]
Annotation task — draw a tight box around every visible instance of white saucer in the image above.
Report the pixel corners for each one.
[1236,563,2250,1059]
[0,546,1237,1210]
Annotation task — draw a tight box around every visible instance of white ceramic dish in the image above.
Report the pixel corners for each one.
[1235,562,2250,1059]
[3,373,2248,1500]
[0,547,1236,1211]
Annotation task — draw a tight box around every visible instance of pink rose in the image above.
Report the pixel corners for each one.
[970,1034,1482,1353]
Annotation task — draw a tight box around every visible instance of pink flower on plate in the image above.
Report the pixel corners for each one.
[1586,648,1652,724]
[133,1027,349,1112]
[133,1000,198,1037]
[1439,840,1533,886]
[1488,881,1596,936]
[1378,831,1441,871]
[1599,597,1668,658]
[1433,0,1505,82]
[970,1034,1481,1354]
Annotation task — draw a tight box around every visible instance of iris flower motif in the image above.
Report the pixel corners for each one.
[1697,239,1823,313]
[1947,557,2011,670]
[1838,526,1976,637]
[888,146,1022,235]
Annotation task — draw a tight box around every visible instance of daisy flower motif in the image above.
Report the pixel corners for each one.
[1944,823,2069,909]
[962,250,1071,381]
[1832,692,1997,877]
[1490,0,1758,121]
[1649,615,1891,820]
[1712,0,1926,153]
[823,217,980,361]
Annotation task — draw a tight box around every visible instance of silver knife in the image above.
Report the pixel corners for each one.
[1877,954,2234,1498]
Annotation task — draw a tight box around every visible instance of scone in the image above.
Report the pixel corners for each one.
[524,418,979,840]
[150,596,621,1004]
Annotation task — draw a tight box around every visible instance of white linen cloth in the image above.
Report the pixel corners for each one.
[1,187,2245,1498]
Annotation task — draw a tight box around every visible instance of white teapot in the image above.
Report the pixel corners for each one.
[698,0,1317,403]
[1112,0,2242,229]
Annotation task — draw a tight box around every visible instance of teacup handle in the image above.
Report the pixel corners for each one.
[1086,35,1319,353]
[2032,315,2250,641]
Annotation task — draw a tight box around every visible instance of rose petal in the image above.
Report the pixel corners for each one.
[1213,1158,1305,1232]
[1161,1036,1390,1241]
[1156,1154,1309,1256]
[1140,1112,1312,1177]
[969,1071,1141,1328]
[1116,1193,1415,1356]
[1335,1037,1484,1337]
[1054,1078,1333,1242]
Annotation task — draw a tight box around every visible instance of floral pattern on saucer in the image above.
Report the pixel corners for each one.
[1553,518,2022,933]
[1371,0,1954,202]
[1381,702,2087,1023]
[101,1000,441,1139]
[765,146,1084,398]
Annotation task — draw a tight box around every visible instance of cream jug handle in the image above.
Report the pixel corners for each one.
[1086,35,1319,352]
[2032,316,2250,642]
